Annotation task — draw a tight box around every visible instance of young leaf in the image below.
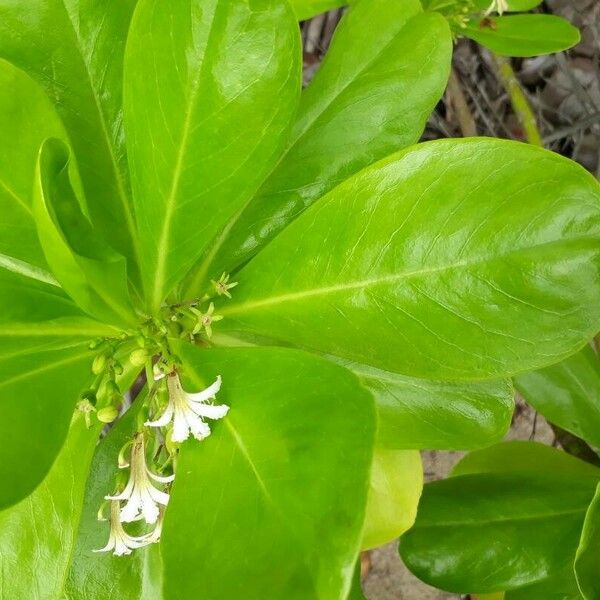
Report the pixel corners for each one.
[0,341,94,509]
[34,139,138,328]
[464,15,581,57]
[222,139,600,381]
[124,0,302,311]
[362,449,422,550]
[0,415,101,598]
[0,59,69,271]
[515,346,600,450]
[401,443,600,593]
[290,0,347,20]
[344,360,514,449]
[161,345,375,600]
[575,482,600,600]
[192,3,453,291]
[0,0,140,264]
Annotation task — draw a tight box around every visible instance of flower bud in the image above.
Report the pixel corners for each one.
[92,353,108,375]
[130,348,150,367]
[97,406,120,423]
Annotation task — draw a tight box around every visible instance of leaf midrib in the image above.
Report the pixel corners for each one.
[224,235,598,316]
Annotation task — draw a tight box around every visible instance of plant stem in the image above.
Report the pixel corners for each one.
[493,54,543,146]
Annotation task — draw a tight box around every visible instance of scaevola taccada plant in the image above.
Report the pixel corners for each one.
[1,0,600,597]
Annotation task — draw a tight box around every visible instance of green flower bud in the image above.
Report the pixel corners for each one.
[97,406,120,423]
[130,348,150,367]
[92,353,108,375]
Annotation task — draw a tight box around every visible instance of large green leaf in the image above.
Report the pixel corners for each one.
[65,390,161,600]
[464,15,580,57]
[0,341,94,509]
[222,139,600,381]
[515,346,600,449]
[34,139,138,327]
[124,0,301,312]
[344,360,513,449]
[290,0,347,20]
[362,448,422,550]
[575,482,600,600]
[0,415,101,599]
[161,344,375,599]
[0,59,69,270]
[401,443,600,593]
[505,568,583,600]
[0,0,139,263]
[191,3,452,293]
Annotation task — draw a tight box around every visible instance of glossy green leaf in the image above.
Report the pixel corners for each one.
[34,139,138,328]
[348,561,366,600]
[362,449,422,550]
[515,346,600,449]
[464,15,581,57]
[193,3,453,291]
[402,443,600,593]
[0,0,139,263]
[65,392,161,600]
[124,0,301,311]
[471,0,543,11]
[452,441,600,481]
[290,0,347,20]
[0,59,69,270]
[575,482,600,600]
[505,568,583,600]
[0,341,94,509]
[162,345,375,600]
[222,139,600,381]
[344,360,514,449]
[0,414,101,599]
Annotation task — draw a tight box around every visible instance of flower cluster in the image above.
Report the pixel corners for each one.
[485,0,509,15]
[96,375,229,556]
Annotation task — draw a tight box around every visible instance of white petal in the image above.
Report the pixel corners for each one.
[147,469,175,484]
[120,488,143,522]
[171,409,191,442]
[186,376,222,403]
[186,411,211,441]
[188,401,229,420]
[105,479,134,501]
[145,403,174,428]
[147,484,170,506]
[93,537,116,554]
[140,488,160,524]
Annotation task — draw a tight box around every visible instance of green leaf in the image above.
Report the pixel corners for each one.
[515,346,600,449]
[124,0,301,312]
[193,4,453,292]
[362,448,422,550]
[344,359,514,449]
[0,414,101,599]
[34,138,138,327]
[0,341,94,509]
[401,443,600,593]
[222,139,600,381]
[452,441,600,481]
[505,568,583,600]
[290,0,347,20]
[575,482,600,600]
[471,0,543,12]
[65,392,161,600]
[348,561,366,600]
[162,344,375,600]
[464,15,581,57]
[0,0,140,264]
[0,59,69,271]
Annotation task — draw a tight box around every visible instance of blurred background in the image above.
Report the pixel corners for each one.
[300,1,599,597]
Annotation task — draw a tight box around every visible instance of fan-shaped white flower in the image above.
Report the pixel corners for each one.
[106,433,174,524]
[145,373,229,442]
[485,0,509,15]
[94,501,153,556]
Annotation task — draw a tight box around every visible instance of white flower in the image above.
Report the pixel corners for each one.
[485,0,509,15]
[145,373,229,443]
[106,433,174,524]
[94,501,153,556]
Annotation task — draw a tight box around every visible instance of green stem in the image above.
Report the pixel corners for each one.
[493,54,543,146]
